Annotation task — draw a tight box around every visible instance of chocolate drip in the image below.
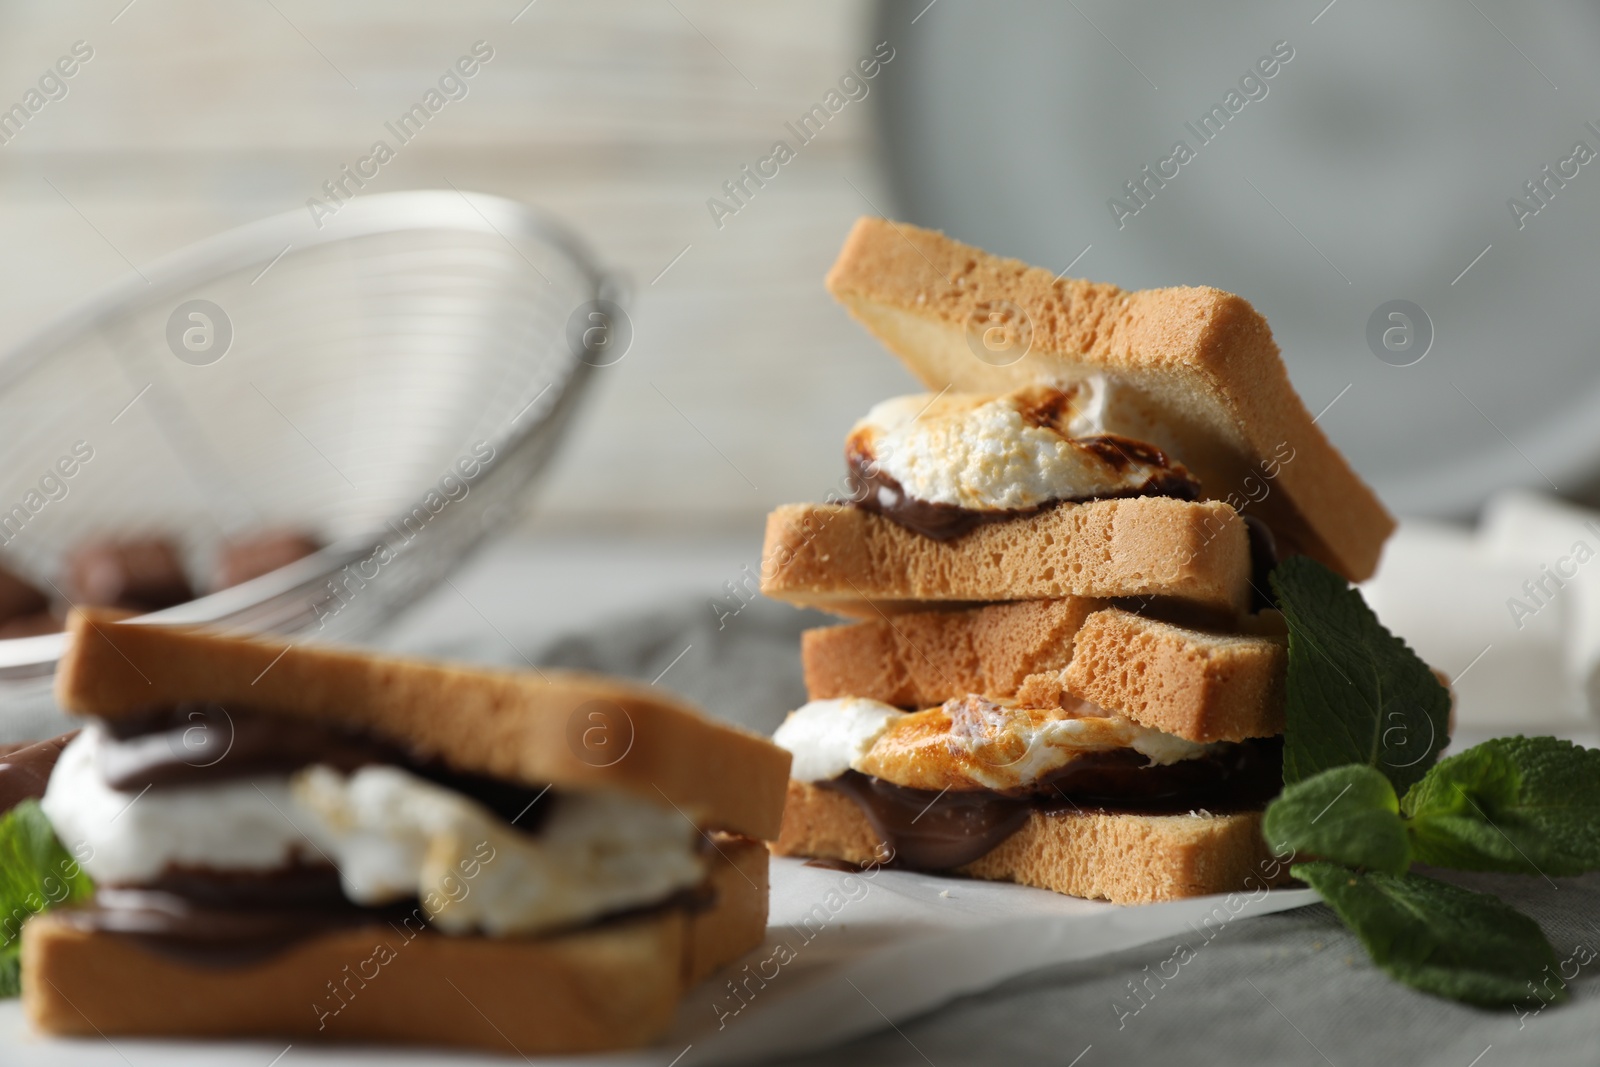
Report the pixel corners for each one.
[138,862,352,908]
[846,436,1201,542]
[821,739,1282,872]
[823,773,1035,869]
[57,882,419,968]
[1242,514,1281,611]
[97,704,554,830]
[61,867,715,968]
[0,732,77,815]
[99,705,405,790]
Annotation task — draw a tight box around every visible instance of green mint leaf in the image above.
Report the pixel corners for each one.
[1262,765,1410,874]
[0,799,94,998]
[1269,556,1451,794]
[1401,736,1600,877]
[1293,861,1564,1006]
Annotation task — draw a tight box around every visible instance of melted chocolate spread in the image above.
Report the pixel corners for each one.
[846,436,1201,542]
[821,739,1282,871]
[99,704,553,827]
[59,874,715,969]
[98,707,402,789]
[1242,514,1281,611]
[56,866,417,968]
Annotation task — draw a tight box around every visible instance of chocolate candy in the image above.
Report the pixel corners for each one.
[214,531,319,590]
[0,612,62,639]
[65,538,193,611]
[0,564,47,622]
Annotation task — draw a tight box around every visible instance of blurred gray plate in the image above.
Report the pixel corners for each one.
[874,0,1600,517]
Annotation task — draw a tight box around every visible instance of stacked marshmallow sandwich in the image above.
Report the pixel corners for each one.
[759,218,1393,903]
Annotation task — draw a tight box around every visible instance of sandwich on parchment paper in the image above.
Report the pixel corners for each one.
[761,217,1394,904]
[14,607,789,1052]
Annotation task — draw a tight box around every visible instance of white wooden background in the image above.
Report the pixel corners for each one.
[0,0,916,533]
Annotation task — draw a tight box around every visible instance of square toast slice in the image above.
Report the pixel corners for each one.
[761,498,1252,618]
[802,600,1285,744]
[773,781,1287,905]
[25,835,767,1052]
[56,608,791,840]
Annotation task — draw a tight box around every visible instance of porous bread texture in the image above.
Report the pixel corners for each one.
[801,600,1284,743]
[773,780,1286,905]
[1062,608,1286,743]
[760,499,1251,618]
[801,598,1104,709]
[23,835,767,1051]
[56,609,790,840]
[825,216,1395,582]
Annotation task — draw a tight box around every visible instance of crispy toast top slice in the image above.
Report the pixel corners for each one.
[825,216,1394,581]
[55,609,791,840]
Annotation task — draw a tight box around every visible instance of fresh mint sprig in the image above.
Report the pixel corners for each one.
[1273,736,1600,880]
[1292,861,1565,1007]
[1263,764,1410,875]
[1266,557,1599,1008]
[1272,555,1451,793]
[1404,736,1600,876]
[0,799,93,997]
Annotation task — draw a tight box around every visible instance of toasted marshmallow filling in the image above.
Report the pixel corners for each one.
[772,697,906,781]
[773,695,1214,792]
[42,726,704,937]
[849,377,1191,512]
[43,727,312,879]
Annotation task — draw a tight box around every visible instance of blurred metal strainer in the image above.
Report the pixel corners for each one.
[0,190,608,739]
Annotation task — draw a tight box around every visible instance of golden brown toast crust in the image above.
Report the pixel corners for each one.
[23,835,768,1051]
[56,609,791,840]
[761,499,1251,618]
[773,780,1287,905]
[824,217,1394,581]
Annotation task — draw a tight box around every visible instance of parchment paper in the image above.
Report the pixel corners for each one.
[0,859,1317,1066]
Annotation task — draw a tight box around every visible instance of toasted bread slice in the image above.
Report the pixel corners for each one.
[1061,608,1285,743]
[24,834,767,1051]
[802,602,1285,743]
[56,609,790,840]
[773,781,1285,905]
[802,598,1104,709]
[825,216,1394,582]
[761,499,1251,618]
